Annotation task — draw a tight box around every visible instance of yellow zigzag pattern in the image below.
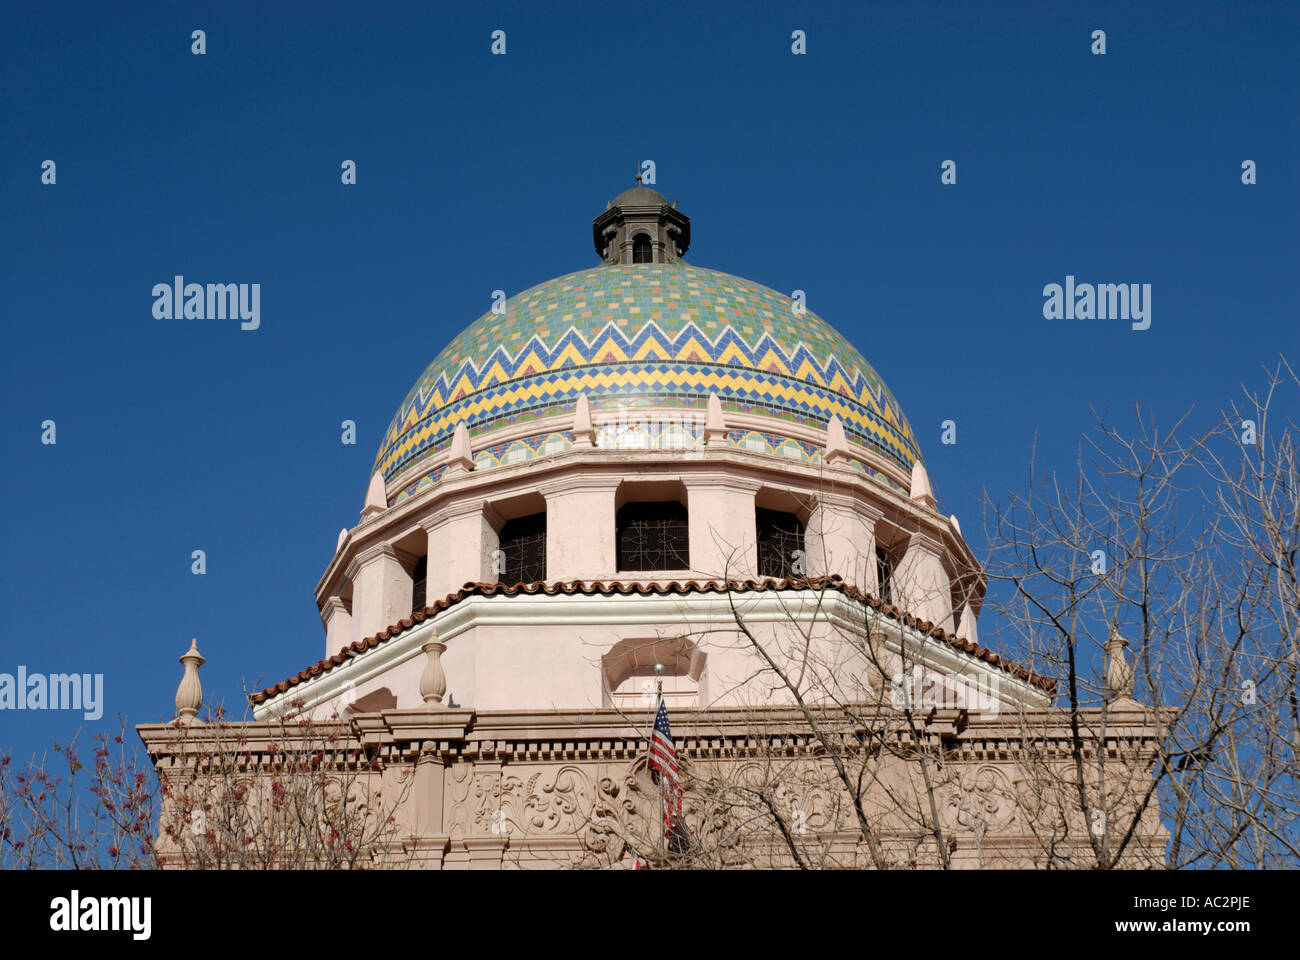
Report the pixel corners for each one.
[379,368,913,478]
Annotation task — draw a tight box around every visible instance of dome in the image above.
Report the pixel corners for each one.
[610,186,670,207]
[374,262,922,506]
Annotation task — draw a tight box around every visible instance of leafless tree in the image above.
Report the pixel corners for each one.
[976,357,1296,868]
[149,697,416,869]
[621,359,1297,870]
[2,697,418,870]
[0,719,155,869]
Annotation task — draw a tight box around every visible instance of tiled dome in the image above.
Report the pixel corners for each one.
[375,263,921,504]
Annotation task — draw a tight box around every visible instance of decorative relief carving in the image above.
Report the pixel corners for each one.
[458,764,599,842]
[579,776,630,867]
[521,765,590,834]
[471,770,517,834]
[447,762,474,840]
[436,747,1146,867]
[943,765,1016,833]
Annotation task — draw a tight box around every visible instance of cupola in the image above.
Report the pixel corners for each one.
[592,180,691,265]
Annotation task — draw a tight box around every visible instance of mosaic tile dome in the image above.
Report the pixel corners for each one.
[375,263,921,505]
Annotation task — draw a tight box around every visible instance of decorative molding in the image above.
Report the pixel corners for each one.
[538,474,621,498]
[344,541,401,581]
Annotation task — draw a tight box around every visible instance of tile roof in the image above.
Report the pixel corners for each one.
[251,575,1056,705]
[374,264,923,494]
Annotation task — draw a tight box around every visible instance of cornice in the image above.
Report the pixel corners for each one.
[259,588,1052,721]
[142,702,1171,768]
[424,497,494,528]
[537,474,622,497]
[344,542,401,580]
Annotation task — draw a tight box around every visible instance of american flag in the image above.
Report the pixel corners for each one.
[648,697,682,837]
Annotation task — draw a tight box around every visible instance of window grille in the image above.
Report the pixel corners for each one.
[756,508,805,579]
[499,513,547,584]
[617,501,689,571]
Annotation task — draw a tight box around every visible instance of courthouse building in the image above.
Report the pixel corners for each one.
[139,186,1169,868]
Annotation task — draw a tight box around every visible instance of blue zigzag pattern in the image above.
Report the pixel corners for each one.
[381,320,908,459]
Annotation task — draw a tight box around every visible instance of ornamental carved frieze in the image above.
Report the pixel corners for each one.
[578,774,635,867]
[446,761,474,841]
[512,766,591,835]
[472,771,522,836]
[453,763,597,843]
[772,776,848,836]
[434,746,1161,867]
[942,765,1017,834]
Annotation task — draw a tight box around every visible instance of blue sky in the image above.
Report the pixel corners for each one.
[1,0,1296,763]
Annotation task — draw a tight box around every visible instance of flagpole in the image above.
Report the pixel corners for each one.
[655,664,665,866]
[640,662,663,869]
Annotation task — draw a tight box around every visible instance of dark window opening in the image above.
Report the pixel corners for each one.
[632,233,653,264]
[756,508,805,579]
[412,556,428,612]
[499,513,547,584]
[617,502,689,571]
[876,546,894,605]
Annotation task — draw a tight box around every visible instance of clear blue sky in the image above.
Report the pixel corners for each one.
[1,1,1296,762]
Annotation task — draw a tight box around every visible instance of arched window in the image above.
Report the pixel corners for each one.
[498,512,547,584]
[756,508,805,579]
[617,501,689,571]
[411,555,427,612]
[632,233,653,263]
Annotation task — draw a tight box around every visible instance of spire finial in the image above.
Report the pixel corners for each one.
[1105,626,1135,700]
[420,630,448,706]
[175,638,205,723]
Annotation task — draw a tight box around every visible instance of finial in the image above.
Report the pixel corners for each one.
[824,415,850,464]
[175,638,205,723]
[361,472,387,519]
[1105,627,1135,700]
[446,421,475,475]
[705,393,727,447]
[957,604,979,643]
[910,461,937,508]
[420,632,448,706]
[635,166,642,186]
[572,393,595,447]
